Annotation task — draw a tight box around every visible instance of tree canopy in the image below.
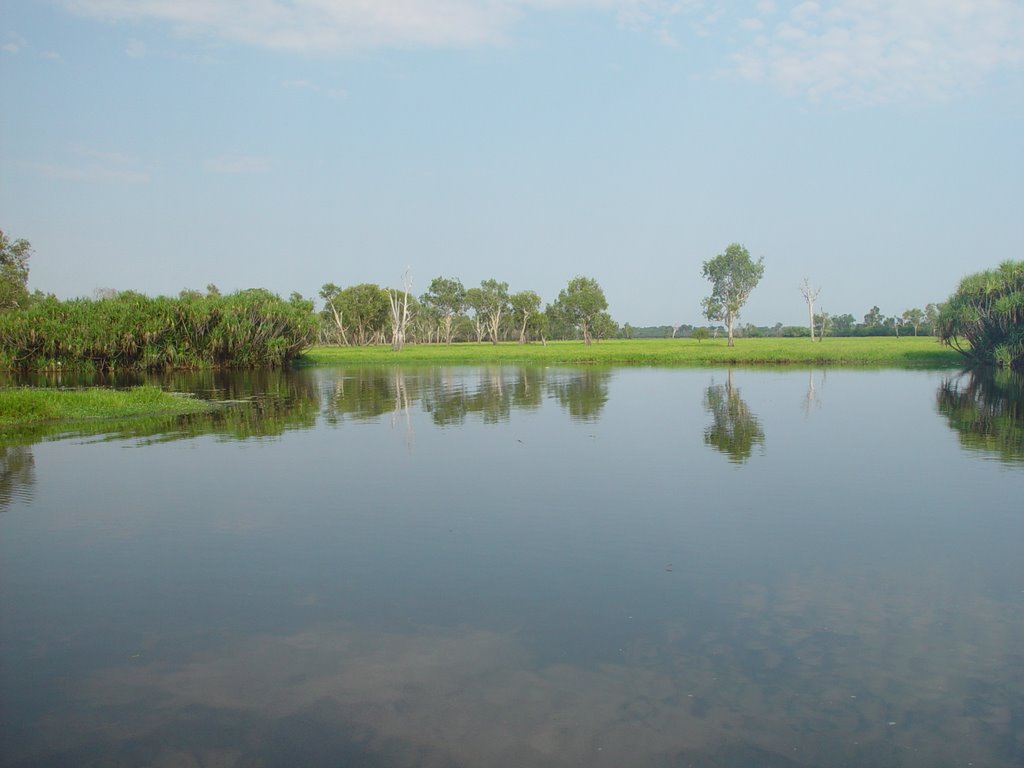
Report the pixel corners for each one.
[701,243,764,347]
[938,260,1024,370]
[0,229,32,310]
[552,276,608,345]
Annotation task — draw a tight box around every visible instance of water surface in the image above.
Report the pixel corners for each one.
[2,366,1022,767]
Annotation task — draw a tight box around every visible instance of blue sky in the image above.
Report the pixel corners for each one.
[2,0,1022,326]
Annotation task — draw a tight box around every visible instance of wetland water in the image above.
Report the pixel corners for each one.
[1,365,1023,767]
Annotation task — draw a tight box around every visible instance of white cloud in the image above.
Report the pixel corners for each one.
[38,146,150,184]
[60,0,706,53]
[206,155,271,174]
[730,0,1024,105]
[125,38,146,58]
[282,78,348,99]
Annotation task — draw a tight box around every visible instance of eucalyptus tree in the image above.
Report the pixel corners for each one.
[385,269,414,351]
[319,282,348,344]
[0,229,32,310]
[421,276,465,345]
[509,290,541,343]
[925,303,941,336]
[464,287,488,343]
[477,279,510,344]
[552,275,608,345]
[939,260,1024,369]
[902,307,925,336]
[799,278,821,341]
[700,244,764,347]
[338,283,390,346]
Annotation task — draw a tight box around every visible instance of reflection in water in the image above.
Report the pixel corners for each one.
[703,369,765,463]
[0,445,35,509]
[937,368,1024,464]
[546,368,610,422]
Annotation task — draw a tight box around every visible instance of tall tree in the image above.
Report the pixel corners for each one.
[319,282,349,345]
[0,229,32,310]
[509,290,541,343]
[420,276,466,345]
[863,305,883,328]
[701,243,765,347]
[338,283,390,345]
[902,307,925,336]
[799,278,821,341]
[385,269,414,351]
[552,276,609,345]
[477,279,510,344]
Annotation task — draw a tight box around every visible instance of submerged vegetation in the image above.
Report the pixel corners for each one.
[939,260,1024,370]
[300,337,961,368]
[0,290,317,372]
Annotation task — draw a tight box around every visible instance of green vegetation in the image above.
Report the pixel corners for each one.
[939,260,1024,370]
[701,243,765,347]
[0,229,33,310]
[0,385,214,430]
[299,336,960,368]
[0,289,317,372]
[937,368,1024,464]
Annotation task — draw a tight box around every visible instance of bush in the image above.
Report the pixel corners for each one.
[939,261,1024,370]
[0,290,318,371]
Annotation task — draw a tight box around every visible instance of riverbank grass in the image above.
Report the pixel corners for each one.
[300,337,961,368]
[0,386,215,428]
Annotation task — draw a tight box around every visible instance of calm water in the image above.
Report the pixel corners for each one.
[1,366,1022,768]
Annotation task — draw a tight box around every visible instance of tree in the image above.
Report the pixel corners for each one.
[338,283,390,345]
[385,269,414,351]
[552,276,609,345]
[691,327,710,343]
[938,260,1024,370]
[622,323,634,340]
[925,302,941,336]
[700,243,764,347]
[863,305,883,328]
[509,290,541,344]
[464,288,488,343]
[814,310,830,339]
[799,278,821,341]
[703,370,765,463]
[0,229,32,310]
[477,279,509,344]
[902,307,925,336]
[319,282,349,344]
[590,311,618,342]
[421,276,465,345]
[831,313,856,336]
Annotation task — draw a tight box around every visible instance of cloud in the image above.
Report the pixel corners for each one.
[60,0,704,53]
[206,155,271,174]
[125,38,146,58]
[282,78,348,99]
[37,146,150,184]
[730,0,1024,104]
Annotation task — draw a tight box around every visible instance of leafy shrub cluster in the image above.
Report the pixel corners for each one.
[939,260,1024,370]
[0,290,317,371]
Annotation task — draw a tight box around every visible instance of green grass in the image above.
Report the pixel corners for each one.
[299,336,963,368]
[0,385,216,429]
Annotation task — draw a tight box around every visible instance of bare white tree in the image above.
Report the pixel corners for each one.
[387,268,413,351]
[799,278,822,342]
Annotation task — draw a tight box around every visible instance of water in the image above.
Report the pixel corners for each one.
[1,366,1022,767]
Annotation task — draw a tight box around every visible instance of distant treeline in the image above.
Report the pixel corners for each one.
[627,304,943,340]
[0,290,317,372]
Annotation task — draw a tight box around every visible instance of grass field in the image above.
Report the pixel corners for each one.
[0,385,216,430]
[299,336,963,368]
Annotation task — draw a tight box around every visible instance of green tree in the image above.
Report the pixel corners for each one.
[700,243,764,347]
[338,283,390,345]
[552,276,609,345]
[509,290,541,343]
[831,313,856,336]
[902,307,925,336]
[691,327,710,343]
[925,302,942,336]
[319,282,348,344]
[0,229,32,310]
[703,370,765,463]
[863,305,883,328]
[421,276,466,345]
[622,322,634,339]
[477,279,510,344]
[939,260,1024,370]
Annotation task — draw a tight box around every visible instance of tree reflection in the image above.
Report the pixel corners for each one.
[937,368,1024,464]
[546,369,610,422]
[703,369,765,463]
[0,445,35,510]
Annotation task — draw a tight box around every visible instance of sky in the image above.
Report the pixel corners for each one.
[1,0,1022,327]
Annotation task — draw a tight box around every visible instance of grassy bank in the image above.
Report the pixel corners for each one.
[300,336,962,368]
[0,385,216,429]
